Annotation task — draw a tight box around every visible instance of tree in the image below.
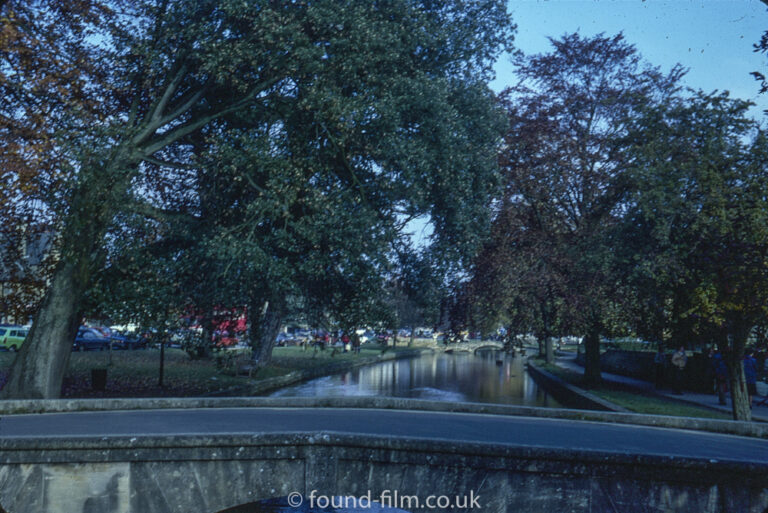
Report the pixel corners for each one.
[2,0,514,397]
[0,0,113,323]
[3,0,309,398]
[472,33,683,383]
[396,249,444,335]
[623,92,768,421]
[469,193,567,360]
[181,0,512,368]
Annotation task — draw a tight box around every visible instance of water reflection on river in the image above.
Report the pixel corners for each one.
[269,350,560,407]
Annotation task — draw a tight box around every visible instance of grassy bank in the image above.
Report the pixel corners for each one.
[0,345,416,398]
[536,360,730,420]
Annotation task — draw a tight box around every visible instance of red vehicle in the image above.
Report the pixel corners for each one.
[214,330,240,347]
[183,306,247,347]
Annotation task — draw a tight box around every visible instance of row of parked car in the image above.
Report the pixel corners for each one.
[275,328,397,347]
[0,324,150,352]
[72,327,149,351]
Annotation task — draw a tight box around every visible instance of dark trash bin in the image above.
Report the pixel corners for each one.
[91,368,107,391]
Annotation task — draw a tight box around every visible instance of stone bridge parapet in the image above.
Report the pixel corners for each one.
[1,432,766,513]
[0,398,766,513]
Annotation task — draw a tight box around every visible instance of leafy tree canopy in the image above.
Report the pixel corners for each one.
[2,0,514,397]
[470,32,683,380]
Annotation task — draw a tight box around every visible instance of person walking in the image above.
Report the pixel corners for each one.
[756,345,767,381]
[351,332,361,354]
[670,346,688,395]
[341,332,351,353]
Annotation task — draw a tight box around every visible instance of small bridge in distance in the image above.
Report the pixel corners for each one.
[413,339,507,353]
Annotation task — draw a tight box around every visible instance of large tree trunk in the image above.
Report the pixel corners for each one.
[249,298,284,369]
[0,260,87,399]
[726,324,751,421]
[727,359,751,422]
[1,155,138,399]
[545,336,554,364]
[583,321,602,386]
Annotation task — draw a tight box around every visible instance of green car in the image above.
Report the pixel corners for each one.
[0,327,27,351]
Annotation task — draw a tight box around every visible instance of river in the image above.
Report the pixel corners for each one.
[268,349,560,407]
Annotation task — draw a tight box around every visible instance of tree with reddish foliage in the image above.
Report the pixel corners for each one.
[469,190,567,361]
[0,0,114,323]
[472,33,682,384]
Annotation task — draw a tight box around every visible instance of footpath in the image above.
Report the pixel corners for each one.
[554,352,768,422]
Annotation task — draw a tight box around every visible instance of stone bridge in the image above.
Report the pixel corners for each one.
[419,339,506,353]
[0,398,766,513]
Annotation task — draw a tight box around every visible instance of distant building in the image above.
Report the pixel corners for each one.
[0,226,54,324]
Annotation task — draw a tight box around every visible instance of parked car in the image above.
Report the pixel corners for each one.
[217,336,240,347]
[109,331,147,350]
[0,326,27,351]
[168,329,185,348]
[136,329,158,348]
[357,330,375,343]
[275,332,302,346]
[215,331,240,347]
[72,327,110,351]
[275,332,296,346]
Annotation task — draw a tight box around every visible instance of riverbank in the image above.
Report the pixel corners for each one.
[555,353,768,421]
[2,349,766,438]
[211,346,432,396]
[527,357,766,422]
[0,346,429,399]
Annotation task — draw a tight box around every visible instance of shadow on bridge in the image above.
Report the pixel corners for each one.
[219,496,409,512]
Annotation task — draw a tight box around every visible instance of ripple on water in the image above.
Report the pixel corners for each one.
[409,387,465,402]
[270,377,374,398]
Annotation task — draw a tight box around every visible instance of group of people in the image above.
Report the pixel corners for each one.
[709,347,761,408]
[653,345,764,408]
[307,331,361,354]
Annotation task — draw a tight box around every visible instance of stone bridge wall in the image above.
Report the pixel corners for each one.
[1,432,766,513]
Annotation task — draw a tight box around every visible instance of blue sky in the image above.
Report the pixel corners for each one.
[492,0,768,119]
[408,1,768,246]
